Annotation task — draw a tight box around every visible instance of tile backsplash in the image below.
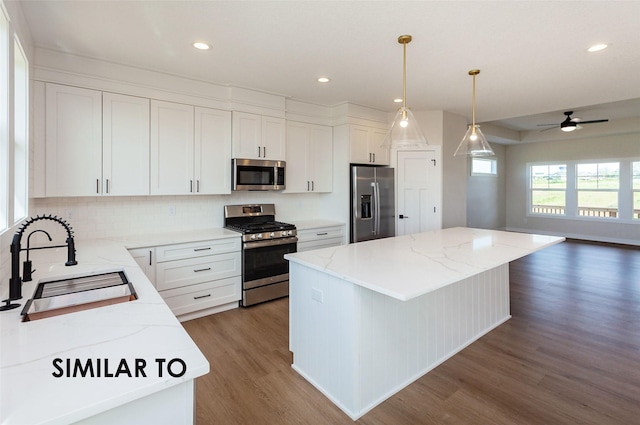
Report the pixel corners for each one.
[30,193,325,241]
[0,192,328,299]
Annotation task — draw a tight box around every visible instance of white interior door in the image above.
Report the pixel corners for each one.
[397,150,440,236]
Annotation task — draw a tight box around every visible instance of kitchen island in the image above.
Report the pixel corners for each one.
[285,227,564,420]
[0,228,238,425]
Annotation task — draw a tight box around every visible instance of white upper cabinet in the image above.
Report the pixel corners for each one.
[232,111,285,160]
[103,93,150,196]
[285,121,333,193]
[349,124,389,165]
[45,83,103,196]
[151,100,232,195]
[194,107,232,195]
[150,100,195,195]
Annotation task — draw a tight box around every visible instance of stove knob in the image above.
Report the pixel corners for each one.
[269,232,275,238]
[257,234,263,239]
[250,234,256,240]
[287,230,293,236]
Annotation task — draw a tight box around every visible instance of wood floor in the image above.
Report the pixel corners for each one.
[182,240,640,424]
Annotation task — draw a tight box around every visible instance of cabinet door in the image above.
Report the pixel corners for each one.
[232,111,261,159]
[128,248,156,283]
[150,100,194,195]
[195,107,231,194]
[262,116,286,160]
[103,93,150,196]
[370,127,390,165]
[285,122,310,193]
[308,125,333,192]
[349,125,371,164]
[45,83,102,196]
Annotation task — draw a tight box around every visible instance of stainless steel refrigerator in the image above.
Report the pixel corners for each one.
[350,166,395,243]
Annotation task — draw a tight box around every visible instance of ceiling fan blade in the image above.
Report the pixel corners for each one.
[579,119,609,124]
[536,123,558,127]
[540,126,560,132]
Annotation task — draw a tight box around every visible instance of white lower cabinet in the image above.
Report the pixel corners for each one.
[130,237,241,321]
[297,224,345,252]
[128,248,156,282]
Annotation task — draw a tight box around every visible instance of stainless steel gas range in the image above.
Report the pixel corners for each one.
[224,204,297,307]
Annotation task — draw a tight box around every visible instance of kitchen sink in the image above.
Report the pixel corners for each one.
[21,271,137,321]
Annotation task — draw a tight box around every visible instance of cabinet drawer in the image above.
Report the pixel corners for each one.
[155,238,241,262]
[298,237,344,252]
[161,276,241,316]
[297,226,345,243]
[155,252,241,291]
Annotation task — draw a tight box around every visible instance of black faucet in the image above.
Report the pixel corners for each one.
[0,214,78,311]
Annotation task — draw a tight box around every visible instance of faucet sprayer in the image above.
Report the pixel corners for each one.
[0,214,78,311]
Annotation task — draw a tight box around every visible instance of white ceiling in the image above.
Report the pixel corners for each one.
[13,0,640,132]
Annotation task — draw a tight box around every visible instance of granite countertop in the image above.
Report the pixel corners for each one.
[0,228,241,425]
[285,227,565,301]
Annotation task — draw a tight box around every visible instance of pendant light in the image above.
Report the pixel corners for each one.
[382,35,428,149]
[454,69,494,157]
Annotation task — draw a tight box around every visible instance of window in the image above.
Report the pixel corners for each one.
[529,160,637,221]
[13,36,27,223]
[576,162,619,218]
[471,158,497,175]
[633,162,640,220]
[530,164,566,215]
[0,6,8,233]
[0,5,29,235]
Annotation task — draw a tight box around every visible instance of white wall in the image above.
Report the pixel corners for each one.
[467,142,506,229]
[505,132,640,245]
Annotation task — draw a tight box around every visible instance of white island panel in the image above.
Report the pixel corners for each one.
[290,261,510,420]
[287,228,563,420]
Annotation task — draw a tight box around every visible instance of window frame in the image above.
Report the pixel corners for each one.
[0,4,9,234]
[471,157,498,176]
[528,162,567,216]
[528,159,638,223]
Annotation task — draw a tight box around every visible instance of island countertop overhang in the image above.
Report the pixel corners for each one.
[285,227,565,301]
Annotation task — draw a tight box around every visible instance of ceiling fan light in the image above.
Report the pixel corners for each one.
[561,125,577,132]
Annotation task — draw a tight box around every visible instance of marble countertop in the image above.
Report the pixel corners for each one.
[285,227,564,301]
[0,234,223,424]
[292,220,345,231]
[109,227,240,249]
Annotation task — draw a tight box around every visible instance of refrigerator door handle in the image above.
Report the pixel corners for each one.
[372,181,381,235]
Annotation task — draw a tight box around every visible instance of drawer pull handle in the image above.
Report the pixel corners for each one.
[193,294,211,300]
[317,232,328,236]
[193,267,211,273]
[193,247,211,251]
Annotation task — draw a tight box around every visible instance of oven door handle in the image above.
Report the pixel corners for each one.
[244,236,298,250]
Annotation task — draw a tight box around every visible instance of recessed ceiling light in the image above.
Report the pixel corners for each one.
[317,77,331,83]
[587,43,608,52]
[393,98,403,103]
[193,42,211,50]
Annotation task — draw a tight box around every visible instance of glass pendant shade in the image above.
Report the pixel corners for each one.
[454,124,494,156]
[382,35,428,150]
[455,69,494,157]
[382,106,428,148]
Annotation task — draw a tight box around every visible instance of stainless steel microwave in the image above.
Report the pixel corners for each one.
[232,158,286,191]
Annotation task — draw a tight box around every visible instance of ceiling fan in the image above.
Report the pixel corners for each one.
[537,111,609,132]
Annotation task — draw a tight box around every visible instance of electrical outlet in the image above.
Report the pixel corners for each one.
[168,206,176,216]
[311,288,323,303]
